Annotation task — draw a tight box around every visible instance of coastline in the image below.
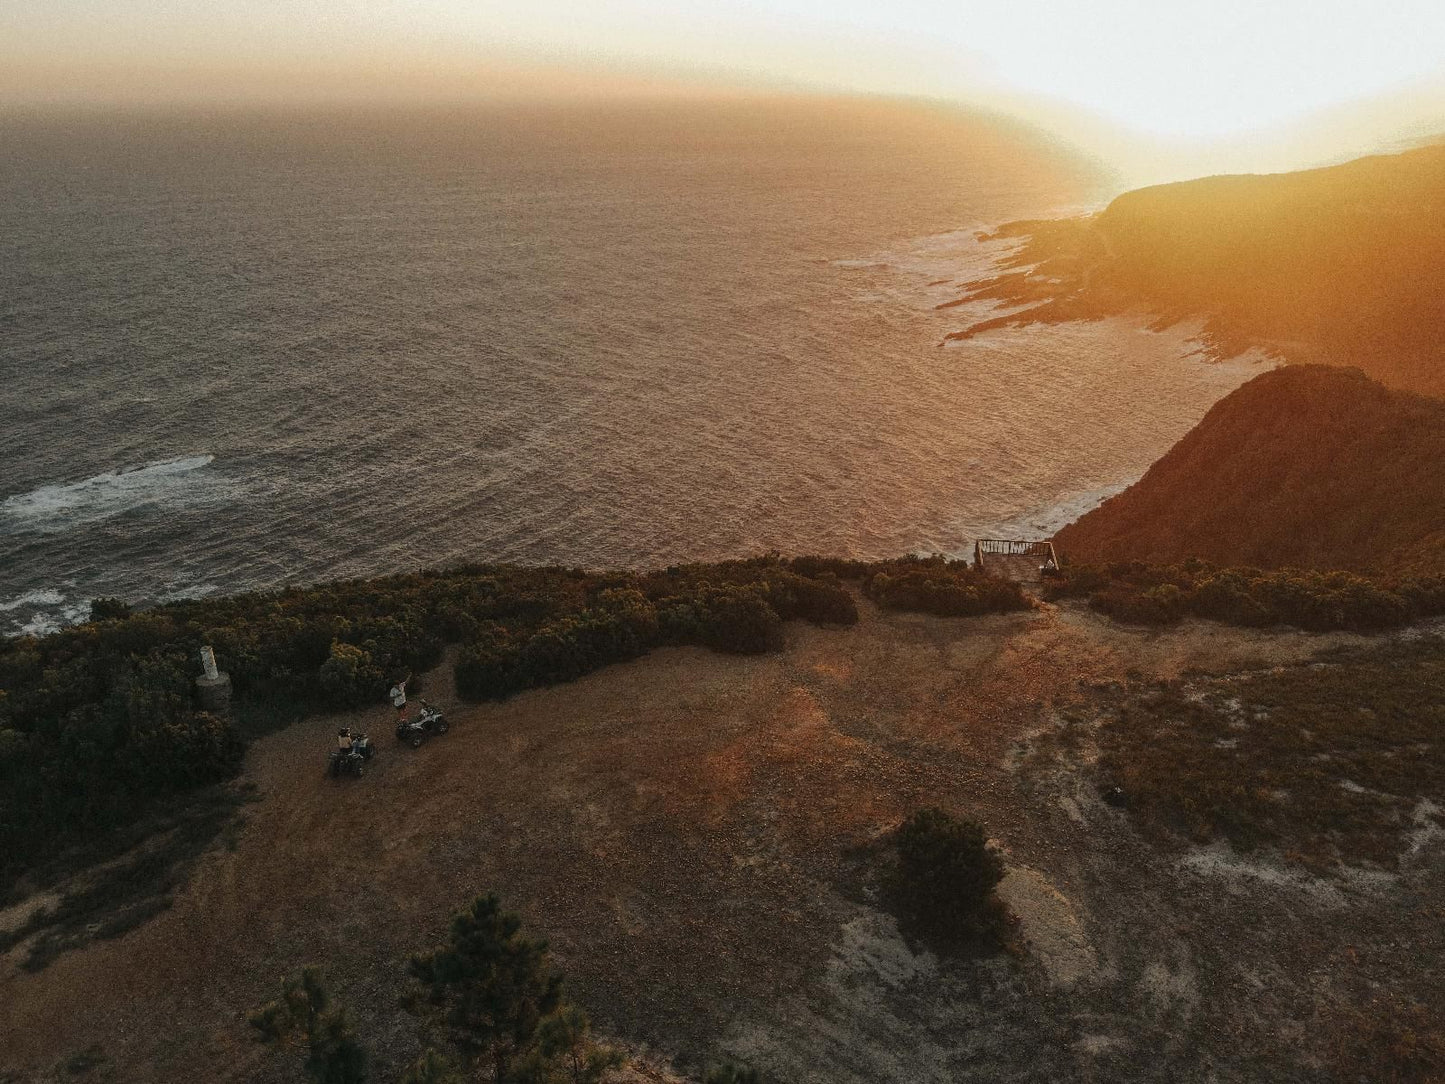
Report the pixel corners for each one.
[2,209,1271,641]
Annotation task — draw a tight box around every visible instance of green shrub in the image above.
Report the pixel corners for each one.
[1187,569,1276,626]
[1041,563,1110,598]
[1400,575,1445,616]
[0,727,24,768]
[888,807,1009,949]
[762,571,859,626]
[454,595,661,701]
[693,587,786,654]
[88,597,133,622]
[866,557,1029,617]
[249,967,367,1084]
[786,554,874,580]
[118,712,244,794]
[1087,583,1183,625]
[1051,560,1432,633]
[95,614,181,658]
[317,642,382,708]
[409,893,563,1083]
[453,626,520,701]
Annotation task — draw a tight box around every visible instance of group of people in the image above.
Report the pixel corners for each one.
[335,675,412,756]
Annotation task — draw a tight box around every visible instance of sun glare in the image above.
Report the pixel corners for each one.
[4,0,1444,152]
[467,0,1445,142]
[970,0,1445,141]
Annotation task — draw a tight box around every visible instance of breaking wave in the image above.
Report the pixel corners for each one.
[0,587,66,612]
[1,455,225,534]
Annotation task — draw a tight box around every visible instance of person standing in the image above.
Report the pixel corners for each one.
[389,675,411,723]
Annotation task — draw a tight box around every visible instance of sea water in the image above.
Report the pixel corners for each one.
[0,99,1262,635]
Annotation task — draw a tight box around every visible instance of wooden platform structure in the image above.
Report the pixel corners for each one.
[973,538,1058,585]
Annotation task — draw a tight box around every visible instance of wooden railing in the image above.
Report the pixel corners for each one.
[973,538,1058,571]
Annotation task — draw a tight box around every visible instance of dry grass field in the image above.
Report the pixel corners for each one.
[2,595,1441,1083]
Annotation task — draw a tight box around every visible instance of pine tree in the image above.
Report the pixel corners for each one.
[248,967,367,1084]
[537,1006,623,1084]
[409,894,564,1082]
[400,1048,466,1084]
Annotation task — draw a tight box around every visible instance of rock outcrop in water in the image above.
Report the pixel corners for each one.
[1054,365,1445,575]
[946,144,1445,397]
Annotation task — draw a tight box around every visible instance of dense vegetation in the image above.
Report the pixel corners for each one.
[861,560,1029,618]
[1052,367,1445,577]
[0,555,1018,887]
[1095,638,1445,869]
[1043,558,1445,631]
[947,145,1445,398]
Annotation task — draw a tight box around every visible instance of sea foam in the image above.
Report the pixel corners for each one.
[1,455,223,533]
[0,587,66,612]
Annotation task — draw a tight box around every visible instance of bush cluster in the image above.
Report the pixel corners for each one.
[863,556,1031,617]
[454,563,863,701]
[887,807,1010,950]
[1045,559,1445,631]
[0,638,245,885]
[455,589,663,701]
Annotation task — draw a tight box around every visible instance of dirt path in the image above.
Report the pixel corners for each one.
[0,600,1433,1082]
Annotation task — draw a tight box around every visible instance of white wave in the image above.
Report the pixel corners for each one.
[833,223,1032,319]
[1,455,226,533]
[0,587,65,612]
[979,482,1132,541]
[938,481,1135,559]
[1,585,90,638]
[155,581,221,603]
[17,600,92,638]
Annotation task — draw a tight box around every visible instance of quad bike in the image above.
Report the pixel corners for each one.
[396,700,449,749]
[328,732,374,777]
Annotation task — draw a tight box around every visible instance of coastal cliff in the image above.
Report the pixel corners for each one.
[946,144,1445,397]
[1054,365,1445,574]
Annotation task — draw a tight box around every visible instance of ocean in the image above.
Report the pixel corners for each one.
[0,98,1262,636]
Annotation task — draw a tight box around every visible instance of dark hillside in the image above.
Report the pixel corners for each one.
[1053,365,1445,574]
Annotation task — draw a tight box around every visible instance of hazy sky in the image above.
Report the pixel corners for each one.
[6,0,1445,142]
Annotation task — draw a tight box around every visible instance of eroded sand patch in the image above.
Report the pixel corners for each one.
[996,865,1097,988]
[1177,842,1394,907]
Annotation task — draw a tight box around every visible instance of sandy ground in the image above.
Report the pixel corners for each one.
[1,598,1439,1082]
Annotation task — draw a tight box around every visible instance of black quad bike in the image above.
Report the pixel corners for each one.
[328,732,374,777]
[396,700,449,748]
